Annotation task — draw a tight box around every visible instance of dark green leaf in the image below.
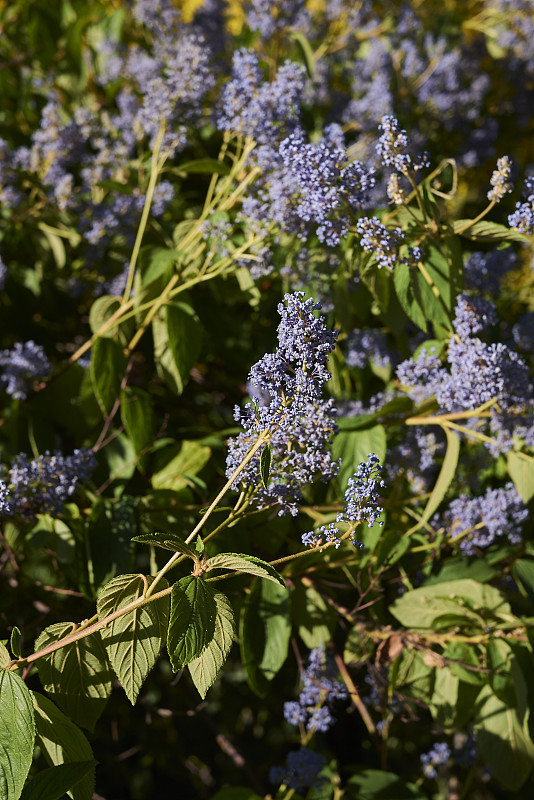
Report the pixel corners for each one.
[487,639,517,706]
[153,302,202,395]
[259,445,272,489]
[513,560,534,608]
[332,425,386,491]
[131,533,198,560]
[152,441,211,491]
[240,579,291,697]
[31,692,94,800]
[292,581,336,650]
[35,622,113,731]
[19,761,96,800]
[290,30,315,78]
[346,768,426,799]
[416,426,460,529]
[120,388,154,465]
[0,670,35,800]
[188,592,235,698]
[167,577,217,671]
[97,574,170,704]
[9,627,21,659]
[90,337,127,416]
[453,219,529,243]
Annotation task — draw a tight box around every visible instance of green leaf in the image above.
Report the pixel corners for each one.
[430,666,459,728]
[259,445,272,489]
[34,623,113,731]
[97,574,170,704]
[292,581,336,650]
[332,425,386,491]
[290,30,316,78]
[204,554,286,586]
[88,295,120,337]
[487,639,517,706]
[153,302,202,395]
[188,592,235,698]
[9,628,21,659]
[390,580,512,630]
[120,388,154,464]
[394,650,434,701]
[240,579,291,697]
[173,158,230,176]
[513,560,534,608]
[211,790,262,800]
[346,769,426,799]
[507,450,534,503]
[0,669,35,800]
[19,761,96,800]
[0,643,10,669]
[31,693,94,800]
[443,641,485,686]
[453,219,530,243]
[90,337,127,416]
[152,441,211,492]
[167,576,217,671]
[474,684,534,790]
[393,260,427,332]
[416,426,460,529]
[131,533,198,560]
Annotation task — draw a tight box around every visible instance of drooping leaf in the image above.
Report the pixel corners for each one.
[0,669,35,800]
[188,592,235,698]
[97,574,170,704]
[34,622,113,731]
[240,579,291,697]
[152,302,202,395]
[90,337,127,416]
[416,426,460,529]
[204,554,285,586]
[31,693,94,800]
[19,761,96,800]
[474,684,534,790]
[167,576,216,671]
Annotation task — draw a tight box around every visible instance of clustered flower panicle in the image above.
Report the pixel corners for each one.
[226,292,339,515]
[0,341,51,400]
[283,645,347,732]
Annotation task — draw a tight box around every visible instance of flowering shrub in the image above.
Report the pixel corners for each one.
[1,1,534,798]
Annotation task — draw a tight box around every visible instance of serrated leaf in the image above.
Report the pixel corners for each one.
[474,684,534,790]
[416,426,460,529]
[204,554,285,586]
[97,575,170,704]
[31,692,94,800]
[131,533,198,560]
[0,669,35,800]
[188,592,235,698]
[259,445,272,489]
[167,576,217,671]
[240,579,291,697]
[9,627,21,659]
[19,760,96,800]
[34,622,113,731]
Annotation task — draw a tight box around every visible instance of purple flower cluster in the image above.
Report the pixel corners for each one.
[1,450,97,520]
[0,341,51,400]
[508,175,534,234]
[302,454,385,549]
[269,748,326,791]
[283,645,347,732]
[464,249,517,295]
[356,217,404,270]
[279,126,375,245]
[421,742,451,779]
[226,293,339,516]
[345,328,391,369]
[376,116,429,175]
[246,0,310,38]
[441,482,528,554]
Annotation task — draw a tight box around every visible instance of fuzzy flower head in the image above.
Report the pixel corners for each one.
[376,116,430,175]
[487,155,513,202]
[0,341,50,400]
[356,216,404,270]
[283,645,347,733]
[226,293,339,516]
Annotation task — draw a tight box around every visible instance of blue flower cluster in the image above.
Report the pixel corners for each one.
[283,645,347,733]
[269,748,326,792]
[441,482,528,555]
[376,115,429,175]
[226,292,339,516]
[246,0,310,39]
[302,454,385,549]
[509,175,534,234]
[356,217,404,270]
[1,450,97,520]
[0,341,51,400]
[345,328,392,369]
[420,742,451,779]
